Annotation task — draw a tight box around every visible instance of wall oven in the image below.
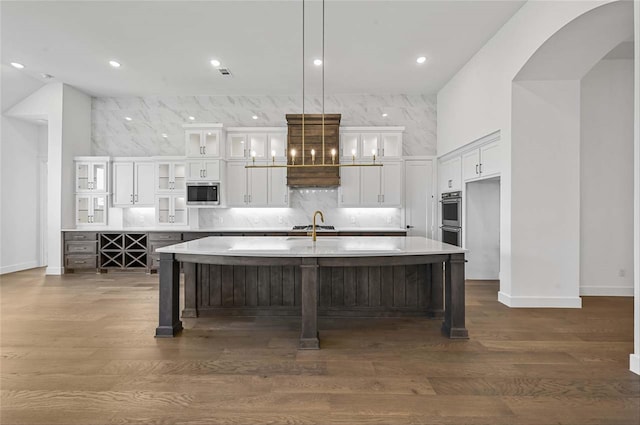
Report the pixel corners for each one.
[441,191,462,247]
[186,182,220,205]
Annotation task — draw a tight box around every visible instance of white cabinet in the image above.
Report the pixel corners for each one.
[339,161,402,207]
[112,161,155,207]
[226,129,287,160]
[75,158,109,193]
[186,159,221,181]
[185,125,223,158]
[155,160,186,192]
[156,194,188,225]
[462,141,500,182]
[225,161,286,207]
[76,194,107,225]
[439,156,462,193]
[340,129,403,160]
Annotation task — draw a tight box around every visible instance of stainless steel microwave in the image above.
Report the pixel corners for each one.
[186,182,220,205]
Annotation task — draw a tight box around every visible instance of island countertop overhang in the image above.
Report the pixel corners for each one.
[156,236,465,258]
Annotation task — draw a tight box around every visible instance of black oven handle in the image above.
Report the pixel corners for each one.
[439,226,461,232]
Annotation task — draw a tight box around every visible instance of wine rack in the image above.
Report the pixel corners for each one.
[99,233,148,270]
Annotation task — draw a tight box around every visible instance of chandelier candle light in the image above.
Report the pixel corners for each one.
[245,0,382,170]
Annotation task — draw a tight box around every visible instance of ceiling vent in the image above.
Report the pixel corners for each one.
[218,68,232,77]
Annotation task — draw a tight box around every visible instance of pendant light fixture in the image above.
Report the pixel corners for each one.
[246,0,382,170]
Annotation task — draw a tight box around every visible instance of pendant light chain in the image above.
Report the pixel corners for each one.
[321,0,325,164]
[302,0,305,165]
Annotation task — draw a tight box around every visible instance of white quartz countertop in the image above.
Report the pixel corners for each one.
[62,227,406,233]
[156,236,464,257]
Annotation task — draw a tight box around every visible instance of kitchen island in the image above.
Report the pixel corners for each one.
[155,236,467,349]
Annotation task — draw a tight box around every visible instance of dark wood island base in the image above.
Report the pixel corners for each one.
[155,246,468,347]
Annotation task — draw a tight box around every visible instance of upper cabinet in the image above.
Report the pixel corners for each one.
[184,124,224,158]
[339,160,403,208]
[462,140,500,182]
[155,159,186,192]
[112,159,156,207]
[226,128,287,160]
[340,128,404,160]
[225,160,288,207]
[439,156,462,193]
[75,157,109,193]
[186,159,222,181]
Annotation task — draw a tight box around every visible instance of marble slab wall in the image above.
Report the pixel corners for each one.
[91,94,435,229]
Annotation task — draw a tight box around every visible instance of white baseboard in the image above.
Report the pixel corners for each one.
[0,260,39,275]
[631,354,640,375]
[498,291,582,308]
[580,285,634,297]
[45,266,64,275]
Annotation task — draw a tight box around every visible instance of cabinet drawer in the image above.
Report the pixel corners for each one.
[148,232,182,242]
[65,255,97,269]
[65,241,97,254]
[64,232,97,241]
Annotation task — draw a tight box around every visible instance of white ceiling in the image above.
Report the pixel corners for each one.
[1,1,525,97]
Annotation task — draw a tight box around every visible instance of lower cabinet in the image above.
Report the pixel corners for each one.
[148,232,183,270]
[99,233,148,270]
[64,232,98,272]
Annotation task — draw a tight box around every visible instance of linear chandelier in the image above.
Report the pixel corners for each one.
[246,0,382,170]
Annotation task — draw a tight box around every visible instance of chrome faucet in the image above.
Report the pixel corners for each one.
[311,210,325,242]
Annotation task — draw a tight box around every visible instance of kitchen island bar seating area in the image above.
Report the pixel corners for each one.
[155,236,468,348]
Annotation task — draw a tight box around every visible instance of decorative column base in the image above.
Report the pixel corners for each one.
[155,323,183,338]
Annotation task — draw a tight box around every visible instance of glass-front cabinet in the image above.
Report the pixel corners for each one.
[156,195,187,226]
[76,194,107,225]
[226,129,287,160]
[155,160,186,192]
[340,129,404,160]
[75,159,109,192]
[184,125,223,158]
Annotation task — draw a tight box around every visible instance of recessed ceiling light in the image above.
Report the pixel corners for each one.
[10,62,25,69]
[382,113,388,117]
[313,59,322,66]
[124,116,132,121]
[161,133,168,138]
[252,115,258,120]
[109,60,121,68]
[188,116,195,121]
[210,59,221,67]
[416,56,427,64]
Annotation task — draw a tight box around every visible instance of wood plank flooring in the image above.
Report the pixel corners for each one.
[1,268,638,425]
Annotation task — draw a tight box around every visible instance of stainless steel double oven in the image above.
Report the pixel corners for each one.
[440,191,462,247]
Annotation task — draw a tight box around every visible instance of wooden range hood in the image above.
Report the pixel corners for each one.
[286,113,341,187]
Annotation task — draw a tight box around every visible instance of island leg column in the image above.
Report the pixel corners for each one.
[442,253,469,339]
[299,259,320,349]
[155,253,183,337]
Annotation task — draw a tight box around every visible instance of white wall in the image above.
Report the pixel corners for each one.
[580,58,635,296]
[508,80,582,307]
[631,0,640,376]
[465,178,500,280]
[0,117,41,274]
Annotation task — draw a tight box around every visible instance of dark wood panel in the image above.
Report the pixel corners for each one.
[319,267,332,306]
[405,265,418,307]
[221,266,234,307]
[269,266,282,306]
[245,266,258,307]
[369,266,381,307]
[282,266,296,306]
[393,265,406,307]
[331,267,344,307]
[257,266,270,306]
[344,267,357,307]
[233,266,246,306]
[209,265,222,307]
[381,267,394,307]
[199,265,209,308]
[356,267,369,306]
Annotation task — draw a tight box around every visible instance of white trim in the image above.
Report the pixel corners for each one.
[226,127,286,132]
[580,286,634,297]
[498,291,582,308]
[438,130,501,161]
[341,126,405,132]
[73,156,110,162]
[45,266,64,275]
[1,261,39,275]
[630,354,640,375]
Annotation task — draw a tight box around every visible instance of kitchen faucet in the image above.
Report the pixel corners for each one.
[311,210,325,242]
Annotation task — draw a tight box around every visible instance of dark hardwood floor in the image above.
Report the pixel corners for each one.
[1,268,638,424]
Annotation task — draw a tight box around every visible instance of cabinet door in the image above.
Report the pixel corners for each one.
[381,133,402,158]
[249,134,268,159]
[203,130,220,157]
[462,150,480,181]
[76,163,90,191]
[172,195,188,225]
[248,167,269,206]
[228,134,247,158]
[92,195,107,225]
[134,162,155,206]
[439,157,462,193]
[360,166,381,206]
[361,134,379,159]
[341,133,359,158]
[186,131,203,157]
[156,196,171,224]
[172,163,186,191]
[92,163,107,192]
[156,162,172,192]
[339,167,360,206]
[225,162,248,206]
[268,133,287,159]
[268,167,289,206]
[76,195,91,224]
[113,162,134,206]
[479,141,500,177]
[203,160,220,180]
[187,161,204,180]
[381,162,403,207]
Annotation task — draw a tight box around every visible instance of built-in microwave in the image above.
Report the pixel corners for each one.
[186,182,220,205]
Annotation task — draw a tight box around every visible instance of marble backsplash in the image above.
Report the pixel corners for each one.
[92,94,436,157]
[197,189,402,229]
